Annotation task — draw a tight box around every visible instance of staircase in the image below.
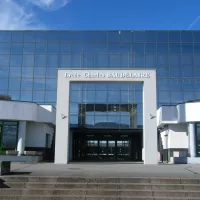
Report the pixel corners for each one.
[0,176,200,199]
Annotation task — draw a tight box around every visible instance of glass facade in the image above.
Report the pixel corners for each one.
[0,30,200,129]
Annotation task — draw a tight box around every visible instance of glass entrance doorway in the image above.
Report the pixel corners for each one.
[72,129,142,161]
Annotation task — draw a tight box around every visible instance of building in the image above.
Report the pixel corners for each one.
[0,30,200,164]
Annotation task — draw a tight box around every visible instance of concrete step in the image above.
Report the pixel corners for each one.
[0,195,200,200]
[1,182,200,191]
[1,176,200,184]
[0,189,200,197]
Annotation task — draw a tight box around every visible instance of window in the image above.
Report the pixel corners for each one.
[46,68,57,77]
[145,44,156,54]
[0,55,10,67]
[60,44,70,54]
[0,32,11,42]
[157,44,168,54]
[182,44,193,54]
[182,55,194,67]
[108,91,120,103]
[9,78,21,90]
[35,55,46,66]
[83,91,95,103]
[95,91,107,103]
[35,44,47,54]
[145,31,157,43]
[0,67,9,78]
[170,67,181,77]
[145,54,157,67]
[159,91,170,102]
[36,32,47,43]
[71,55,81,67]
[12,32,23,42]
[193,31,200,43]
[20,91,33,101]
[157,54,169,66]
[22,67,34,77]
[158,79,170,90]
[59,55,71,67]
[47,55,58,66]
[169,55,181,66]
[171,91,183,103]
[10,55,22,67]
[34,67,46,77]
[23,43,35,54]
[108,31,120,43]
[47,44,59,54]
[95,55,108,67]
[169,31,181,43]
[0,79,8,90]
[157,31,168,43]
[23,55,34,66]
[169,44,181,54]
[9,67,21,77]
[46,79,57,90]
[184,92,194,101]
[33,79,45,90]
[45,91,57,102]
[181,31,193,43]
[21,78,33,90]
[132,44,144,54]
[133,31,145,43]
[0,43,10,54]
[8,91,20,100]
[24,32,35,42]
[70,91,82,103]
[83,31,107,43]
[121,31,132,43]
[47,31,59,42]
[33,91,45,102]
[11,43,23,54]
[109,55,120,67]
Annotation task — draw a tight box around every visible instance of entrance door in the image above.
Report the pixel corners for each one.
[99,140,107,160]
[107,140,115,161]
[117,140,132,161]
[0,125,2,150]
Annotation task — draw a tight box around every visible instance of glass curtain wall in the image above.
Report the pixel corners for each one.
[0,30,199,127]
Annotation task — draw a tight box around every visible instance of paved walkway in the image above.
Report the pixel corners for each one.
[4,162,200,178]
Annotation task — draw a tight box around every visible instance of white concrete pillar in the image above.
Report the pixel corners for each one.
[17,121,26,156]
[188,123,196,157]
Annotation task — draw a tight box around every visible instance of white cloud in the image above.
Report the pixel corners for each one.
[26,0,70,11]
[0,0,70,30]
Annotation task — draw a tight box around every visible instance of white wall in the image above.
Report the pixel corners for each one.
[0,101,55,125]
[25,122,54,148]
[168,124,188,149]
[158,102,200,127]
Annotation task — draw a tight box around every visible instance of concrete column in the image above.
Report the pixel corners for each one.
[17,121,26,156]
[143,74,157,164]
[188,123,196,157]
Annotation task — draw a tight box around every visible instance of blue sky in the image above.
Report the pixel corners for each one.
[1,0,200,30]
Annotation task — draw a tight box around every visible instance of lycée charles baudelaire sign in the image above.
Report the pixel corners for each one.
[64,72,151,79]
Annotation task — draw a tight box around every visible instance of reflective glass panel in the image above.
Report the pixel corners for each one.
[181,31,193,43]
[24,32,35,42]
[169,31,181,43]
[0,32,11,42]
[20,91,33,101]
[157,31,168,43]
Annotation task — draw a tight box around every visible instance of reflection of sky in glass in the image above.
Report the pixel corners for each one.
[0,30,199,116]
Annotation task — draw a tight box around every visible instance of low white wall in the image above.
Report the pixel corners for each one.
[25,122,54,148]
[158,102,200,127]
[168,124,188,149]
[0,100,55,125]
